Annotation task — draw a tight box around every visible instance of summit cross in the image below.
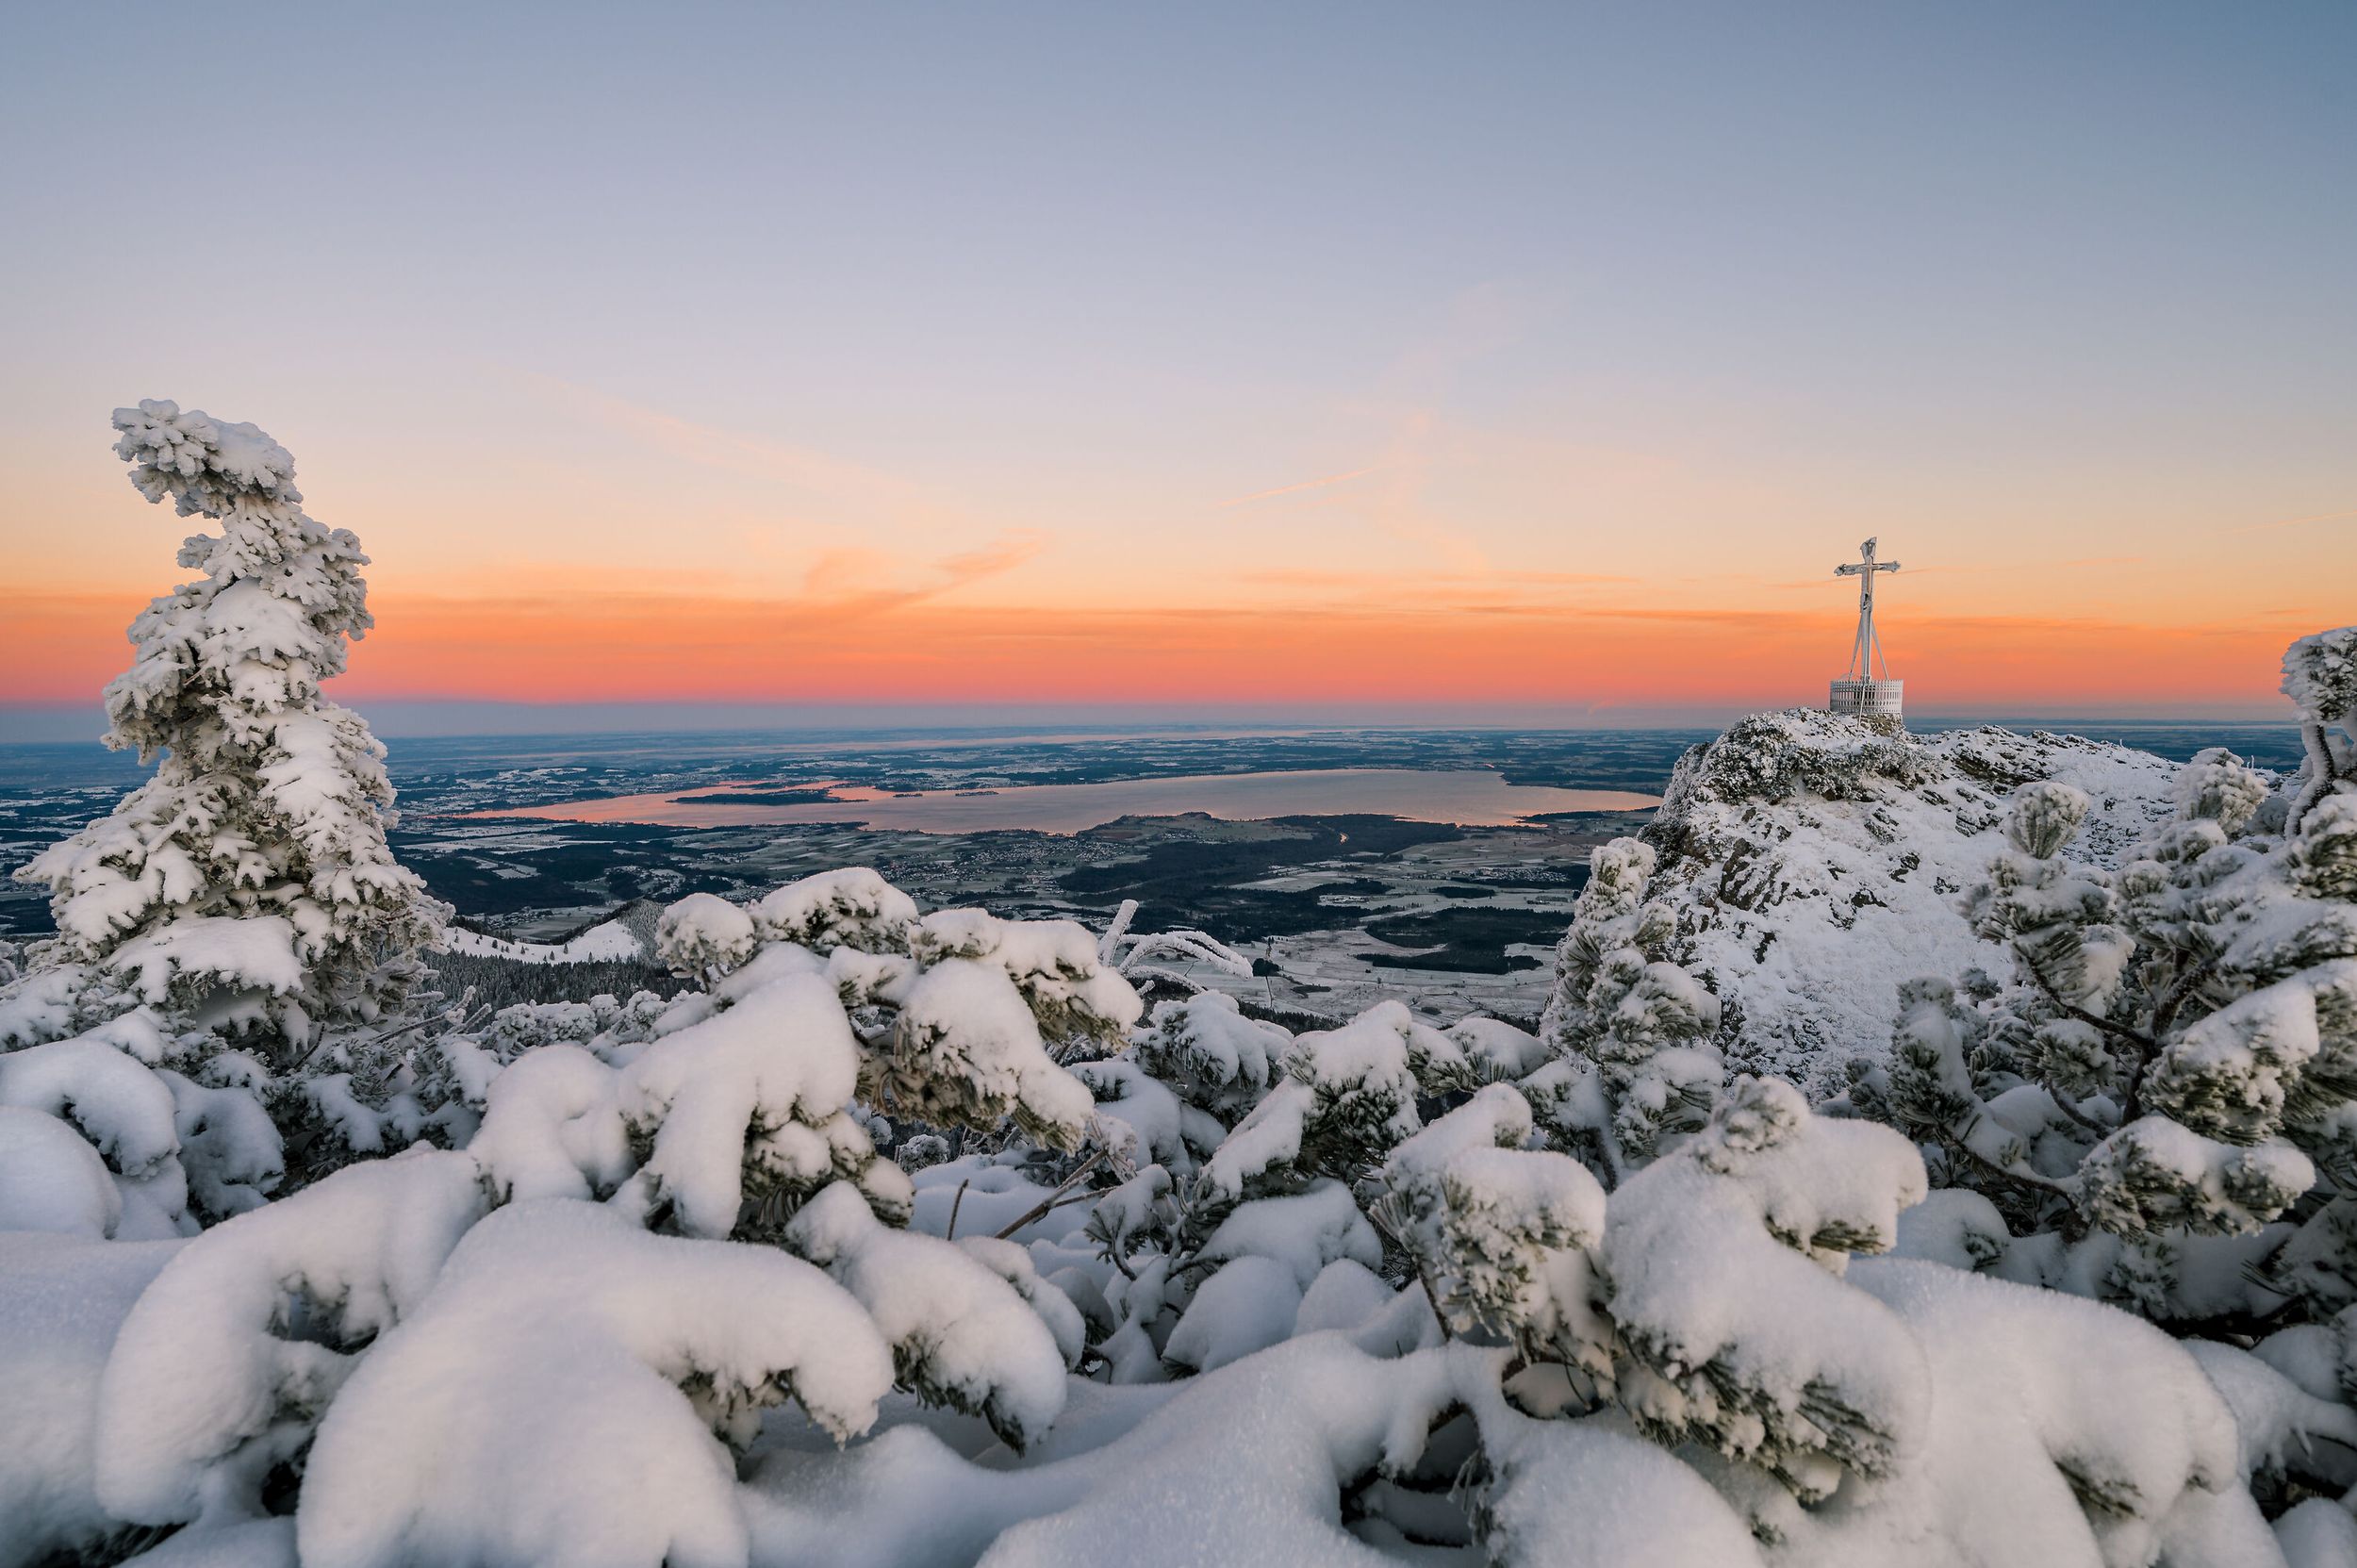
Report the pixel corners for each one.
[1835,536,1901,682]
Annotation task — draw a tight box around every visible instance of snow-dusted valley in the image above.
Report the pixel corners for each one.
[6,402,2357,1568]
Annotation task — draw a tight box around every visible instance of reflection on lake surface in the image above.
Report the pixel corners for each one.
[473,767,1660,835]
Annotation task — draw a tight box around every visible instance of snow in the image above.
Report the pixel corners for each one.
[0,1232,183,1568]
[468,1042,634,1204]
[751,867,919,954]
[1294,1259,1403,1336]
[1196,1180,1384,1289]
[299,1198,894,1568]
[1164,1254,1304,1373]
[93,1147,487,1526]
[1200,1079,1312,1198]
[1830,1257,2269,1568]
[0,1105,123,1237]
[444,918,644,965]
[2275,1500,2357,1568]
[0,1035,181,1180]
[1644,712,2183,1086]
[109,919,308,1004]
[785,1184,1068,1448]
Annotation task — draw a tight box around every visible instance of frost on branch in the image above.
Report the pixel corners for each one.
[1541,836,1725,1178]
[298,1198,894,1568]
[1096,896,1255,996]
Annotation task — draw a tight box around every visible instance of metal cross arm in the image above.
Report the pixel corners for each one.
[1835,536,1901,681]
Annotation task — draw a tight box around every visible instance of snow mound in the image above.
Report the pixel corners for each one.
[299,1198,894,1568]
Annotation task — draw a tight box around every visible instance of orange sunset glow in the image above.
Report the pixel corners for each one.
[0,577,2331,718]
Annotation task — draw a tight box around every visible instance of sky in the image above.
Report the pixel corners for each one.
[3,3,2352,736]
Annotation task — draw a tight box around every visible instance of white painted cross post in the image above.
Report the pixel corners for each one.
[1829,537,1904,718]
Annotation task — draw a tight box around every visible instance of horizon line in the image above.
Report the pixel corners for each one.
[0,697,2304,746]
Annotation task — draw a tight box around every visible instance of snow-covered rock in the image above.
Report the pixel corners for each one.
[1643,712,2183,1088]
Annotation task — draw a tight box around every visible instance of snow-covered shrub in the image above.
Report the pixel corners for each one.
[1372,1084,1610,1371]
[93,1147,486,1528]
[633,876,1138,1161]
[750,867,917,953]
[1540,836,1724,1180]
[299,1198,894,1568]
[0,1030,280,1236]
[785,1183,1069,1447]
[1128,987,1287,1128]
[1852,693,2357,1327]
[2283,625,2357,831]
[655,892,759,987]
[613,967,914,1238]
[1602,1076,1928,1504]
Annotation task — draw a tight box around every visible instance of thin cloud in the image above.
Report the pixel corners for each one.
[799,530,1049,620]
[1216,466,1382,508]
[1238,568,1632,590]
[511,369,964,530]
[2233,508,2357,535]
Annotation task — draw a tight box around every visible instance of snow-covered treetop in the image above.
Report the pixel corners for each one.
[100,401,366,759]
[2283,627,2357,728]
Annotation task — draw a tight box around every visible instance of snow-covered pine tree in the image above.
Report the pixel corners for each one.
[1,403,446,1201]
[1537,836,1724,1181]
[17,403,442,1054]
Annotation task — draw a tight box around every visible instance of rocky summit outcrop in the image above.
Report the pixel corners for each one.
[1643,710,2182,1091]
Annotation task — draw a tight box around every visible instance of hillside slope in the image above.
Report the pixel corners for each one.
[1644,711,2184,1090]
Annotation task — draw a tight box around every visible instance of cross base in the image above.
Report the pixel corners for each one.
[1829,678,1904,718]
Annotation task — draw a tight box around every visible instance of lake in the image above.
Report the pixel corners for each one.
[474,767,1660,835]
